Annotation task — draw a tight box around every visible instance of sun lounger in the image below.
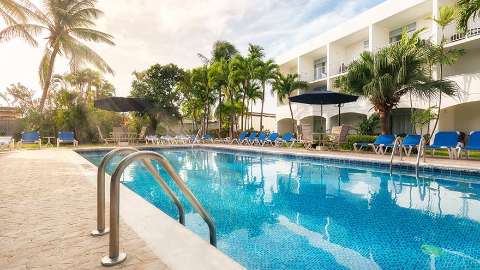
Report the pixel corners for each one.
[425,131,461,159]
[353,134,395,154]
[146,135,159,144]
[457,131,480,159]
[231,131,249,144]
[57,131,78,147]
[400,135,422,156]
[134,127,147,144]
[0,136,14,151]
[18,131,41,148]
[275,132,298,148]
[262,132,279,146]
[252,132,267,145]
[201,134,214,143]
[244,132,258,145]
[382,134,422,156]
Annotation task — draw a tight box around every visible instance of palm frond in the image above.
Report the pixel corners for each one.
[70,27,115,45]
[61,35,113,74]
[0,23,44,46]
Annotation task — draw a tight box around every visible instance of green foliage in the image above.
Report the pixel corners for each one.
[3,71,122,142]
[0,0,115,110]
[411,107,437,135]
[456,0,480,32]
[131,63,185,131]
[336,28,458,134]
[342,135,377,150]
[358,114,380,135]
[272,73,308,135]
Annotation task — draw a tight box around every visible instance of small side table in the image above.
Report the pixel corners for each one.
[43,136,55,147]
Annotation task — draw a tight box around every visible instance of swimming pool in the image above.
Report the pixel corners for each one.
[79,147,480,270]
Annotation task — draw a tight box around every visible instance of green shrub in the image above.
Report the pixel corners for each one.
[342,134,377,150]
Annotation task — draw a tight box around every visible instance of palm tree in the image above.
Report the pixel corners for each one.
[255,59,278,131]
[229,44,263,131]
[244,82,262,129]
[336,32,458,134]
[0,0,115,111]
[0,0,37,46]
[456,0,480,32]
[272,73,308,136]
[428,5,465,133]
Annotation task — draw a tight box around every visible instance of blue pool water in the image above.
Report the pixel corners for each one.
[79,147,480,270]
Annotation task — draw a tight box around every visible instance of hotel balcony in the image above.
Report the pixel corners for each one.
[444,19,480,45]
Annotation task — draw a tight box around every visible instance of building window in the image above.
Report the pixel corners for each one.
[363,40,369,50]
[314,58,327,80]
[389,22,416,44]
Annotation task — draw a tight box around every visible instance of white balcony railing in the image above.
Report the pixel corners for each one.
[313,73,327,81]
[444,19,480,44]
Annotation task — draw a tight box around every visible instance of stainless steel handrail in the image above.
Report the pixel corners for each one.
[389,137,401,173]
[92,148,186,237]
[101,151,217,266]
[415,137,425,178]
[92,147,138,236]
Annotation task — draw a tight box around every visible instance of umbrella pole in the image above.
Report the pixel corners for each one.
[321,104,323,132]
[338,104,341,126]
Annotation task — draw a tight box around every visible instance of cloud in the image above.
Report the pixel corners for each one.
[0,0,384,111]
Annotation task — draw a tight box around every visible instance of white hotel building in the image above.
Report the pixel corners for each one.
[275,0,480,135]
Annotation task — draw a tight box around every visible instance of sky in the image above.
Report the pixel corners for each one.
[0,0,385,112]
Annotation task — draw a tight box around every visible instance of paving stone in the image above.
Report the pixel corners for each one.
[0,150,169,269]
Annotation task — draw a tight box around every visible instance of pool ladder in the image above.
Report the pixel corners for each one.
[389,137,426,178]
[91,147,217,266]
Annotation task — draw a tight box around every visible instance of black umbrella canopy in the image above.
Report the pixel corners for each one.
[94,97,151,112]
[289,89,358,105]
[288,88,359,127]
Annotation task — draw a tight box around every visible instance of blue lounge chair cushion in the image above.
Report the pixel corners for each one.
[373,135,395,145]
[428,131,459,149]
[281,132,295,142]
[58,131,75,142]
[266,132,279,142]
[238,131,248,141]
[402,135,422,146]
[256,132,267,142]
[22,131,40,143]
[246,132,258,142]
[464,131,480,151]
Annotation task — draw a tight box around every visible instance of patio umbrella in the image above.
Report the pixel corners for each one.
[289,88,358,126]
[94,97,151,112]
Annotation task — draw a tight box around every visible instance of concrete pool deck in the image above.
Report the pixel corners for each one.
[0,149,243,270]
[2,144,480,269]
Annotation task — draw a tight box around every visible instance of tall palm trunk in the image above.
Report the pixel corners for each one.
[241,82,247,130]
[379,109,391,135]
[218,88,222,136]
[39,46,60,111]
[431,63,443,134]
[260,82,266,131]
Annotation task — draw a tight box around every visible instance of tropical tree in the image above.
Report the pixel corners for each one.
[272,73,308,136]
[0,0,115,111]
[131,63,184,132]
[456,0,480,32]
[244,82,262,129]
[428,5,465,133]
[336,29,458,134]
[255,59,278,131]
[0,0,37,45]
[229,44,263,131]
[191,65,215,134]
